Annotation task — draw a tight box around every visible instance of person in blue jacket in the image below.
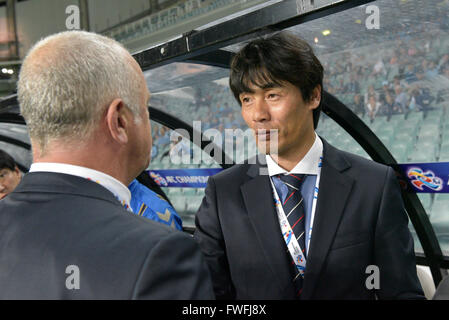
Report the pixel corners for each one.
[129,179,183,231]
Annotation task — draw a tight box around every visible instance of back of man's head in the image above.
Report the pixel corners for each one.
[17,31,144,153]
[229,31,324,129]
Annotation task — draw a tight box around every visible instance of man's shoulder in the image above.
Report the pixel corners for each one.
[4,172,180,242]
[209,160,257,184]
[325,142,391,177]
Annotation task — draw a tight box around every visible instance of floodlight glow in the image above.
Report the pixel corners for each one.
[322,30,331,36]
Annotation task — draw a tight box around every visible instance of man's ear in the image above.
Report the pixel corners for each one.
[309,85,322,110]
[106,98,129,145]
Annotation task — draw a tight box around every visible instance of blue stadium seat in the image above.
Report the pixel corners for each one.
[418,193,432,213]
[171,196,187,213]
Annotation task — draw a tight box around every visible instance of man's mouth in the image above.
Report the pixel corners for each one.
[255,129,275,141]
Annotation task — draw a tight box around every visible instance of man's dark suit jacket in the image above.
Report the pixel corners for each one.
[194,139,425,300]
[0,172,214,299]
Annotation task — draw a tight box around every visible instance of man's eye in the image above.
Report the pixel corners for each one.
[267,93,279,99]
[241,97,251,103]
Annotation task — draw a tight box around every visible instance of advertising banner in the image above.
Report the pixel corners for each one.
[149,162,449,193]
[148,168,223,188]
[398,162,449,193]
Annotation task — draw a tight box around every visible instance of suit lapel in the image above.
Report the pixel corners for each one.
[241,163,297,295]
[301,140,354,299]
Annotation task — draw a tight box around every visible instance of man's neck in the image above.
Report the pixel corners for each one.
[32,142,133,186]
[274,132,316,172]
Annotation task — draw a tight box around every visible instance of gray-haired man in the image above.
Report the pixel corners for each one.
[0,31,214,299]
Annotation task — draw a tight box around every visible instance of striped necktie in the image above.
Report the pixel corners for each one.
[276,173,307,297]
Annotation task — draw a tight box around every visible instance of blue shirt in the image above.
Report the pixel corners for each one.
[128,179,182,230]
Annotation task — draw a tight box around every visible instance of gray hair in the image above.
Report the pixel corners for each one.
[17,30,143,151]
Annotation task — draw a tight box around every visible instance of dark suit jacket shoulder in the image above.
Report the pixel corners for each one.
[195,140,424,300]
[0,172,214,299]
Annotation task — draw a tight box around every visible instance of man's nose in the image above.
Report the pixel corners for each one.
[252,98,270,123]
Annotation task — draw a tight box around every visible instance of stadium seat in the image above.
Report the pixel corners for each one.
[433,275,449,300]
[186,196,203,214]
[391,143,408,163]
[183,188,197,196]
[394,131,414,145]
[439,148,449,161]
[409,149,434,162]
[417,193,432,213]
[434,194,449,203]
[171,196,187,213]
[429,201,449,225]
[168,187,183,196]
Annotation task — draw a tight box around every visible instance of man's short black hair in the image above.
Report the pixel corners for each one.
[229,32,324,129]
[0,149,17,171]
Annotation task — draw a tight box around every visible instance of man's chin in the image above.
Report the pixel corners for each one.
[255,142,279,155]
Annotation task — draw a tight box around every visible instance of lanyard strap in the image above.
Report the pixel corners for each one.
[307,155,323,251]
[271,183,307,277]
[270,155,323,275]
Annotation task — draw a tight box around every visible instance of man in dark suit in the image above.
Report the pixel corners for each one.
[194,32,424,300]
[0,30,214,299]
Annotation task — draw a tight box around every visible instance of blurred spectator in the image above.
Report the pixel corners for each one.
[410,67,428,86]
[352,94,365,117]
[346,74,360,94]
[336,78,347,94]
[364,84,378,105]
[379,81,391,101]
[426,60,439,79]
[404,64,417,83]
[169,134,192,163]
[438,54,449,71]
[383,90,396,121]
[0,150,22,200]
[366,94,381,123]
[408,43,418,57]
[373,58,387,76]
[411,87,435,118]
[394,85,409,113]
[408,89,419,114]
[393,75,407,89]
[443,65,449,80]
[155,126,170,146]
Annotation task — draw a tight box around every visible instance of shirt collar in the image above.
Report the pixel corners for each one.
[29,162,132,211]
[266,133,323,177]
